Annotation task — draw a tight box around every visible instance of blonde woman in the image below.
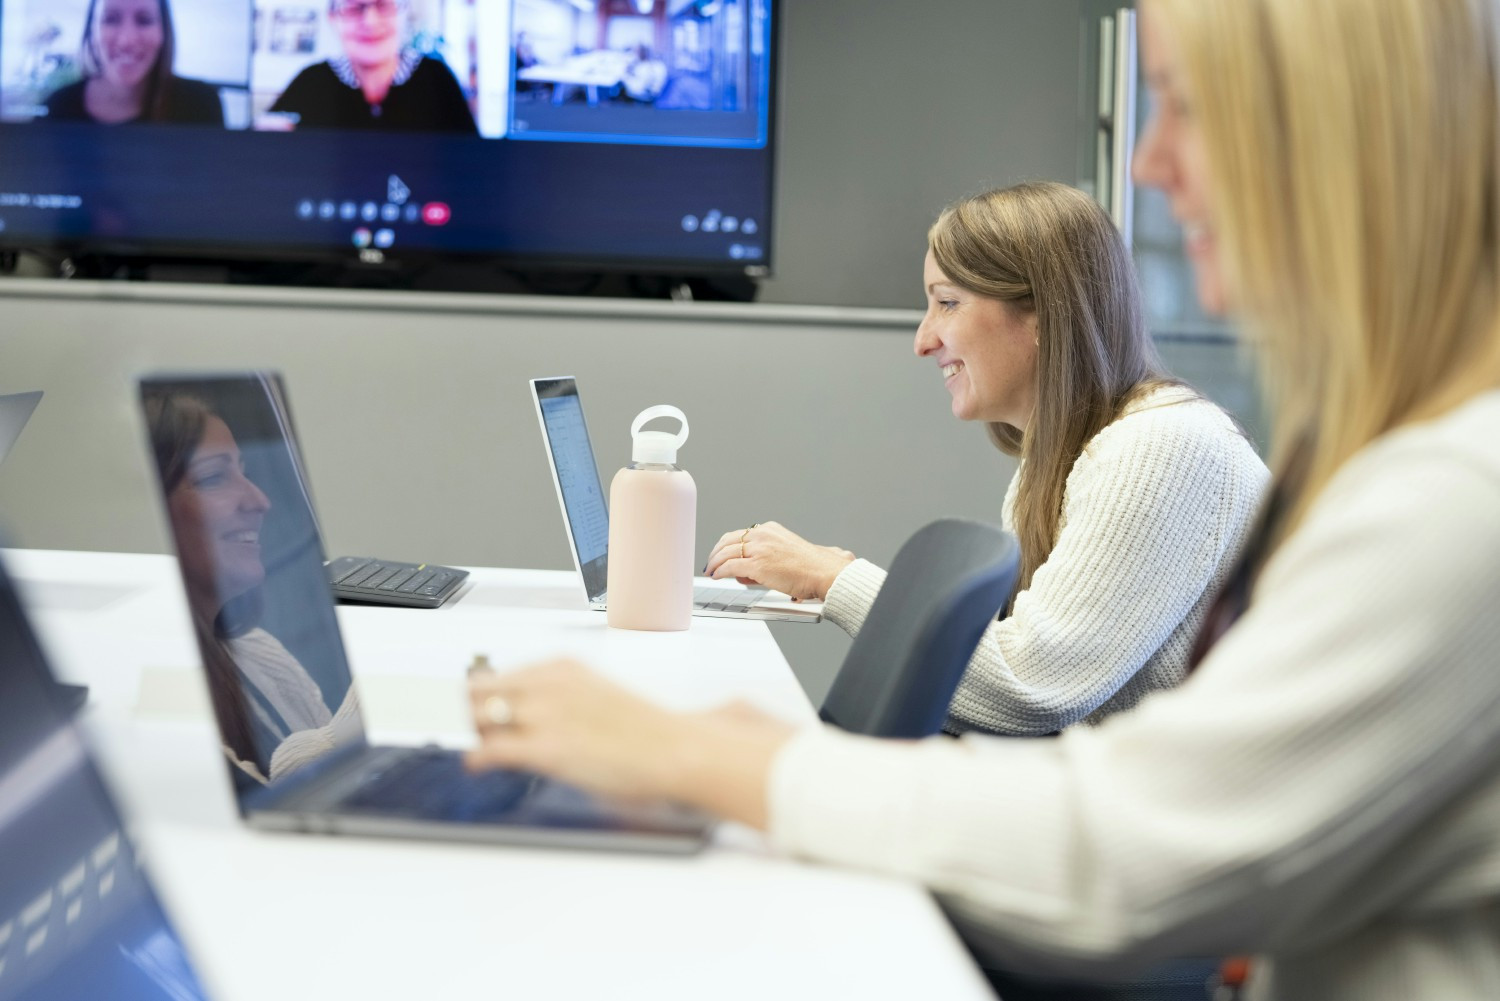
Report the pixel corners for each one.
[466,0,1500,995]
[268,0,477,133]
[706,182,1268,735]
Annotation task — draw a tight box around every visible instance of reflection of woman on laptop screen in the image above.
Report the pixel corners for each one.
[266,0,477,133]
[146,390,360,786]
[43,0,224,125]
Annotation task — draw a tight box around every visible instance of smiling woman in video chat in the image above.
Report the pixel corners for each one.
[267,0,477,133]
[43,0,224,126]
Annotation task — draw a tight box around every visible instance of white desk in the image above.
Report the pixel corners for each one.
[7,549,994,1001]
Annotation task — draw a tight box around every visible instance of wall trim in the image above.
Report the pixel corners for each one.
[0,277,926,331]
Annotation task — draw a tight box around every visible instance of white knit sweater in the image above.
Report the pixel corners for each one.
[771,389,1500,1001]
[823,386,1269,733]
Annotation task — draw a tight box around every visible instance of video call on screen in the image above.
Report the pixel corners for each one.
[0,0,774,267]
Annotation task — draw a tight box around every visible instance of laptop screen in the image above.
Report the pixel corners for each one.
[532,378,610,601]
[0,555,212,1001]
[139,374,365,804]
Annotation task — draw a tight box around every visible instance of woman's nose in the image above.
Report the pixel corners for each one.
[1132,115,1169,191]
[914,317,940,357]
[239,477,271,512]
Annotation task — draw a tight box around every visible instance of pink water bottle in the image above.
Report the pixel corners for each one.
[606,405,696,631]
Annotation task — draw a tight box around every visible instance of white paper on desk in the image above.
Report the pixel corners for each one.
[357,675,472,742]
[135,667,211,720]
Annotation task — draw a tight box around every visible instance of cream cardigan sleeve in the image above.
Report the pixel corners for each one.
[770,399,1500,998]
[823,397,1266,733]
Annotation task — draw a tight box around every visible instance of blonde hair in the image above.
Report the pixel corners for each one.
[1149,0,1500,553]
[929,182,1180,597]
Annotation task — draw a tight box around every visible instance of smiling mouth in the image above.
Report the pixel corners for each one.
[222,531,260,544]
[942,362,964,380]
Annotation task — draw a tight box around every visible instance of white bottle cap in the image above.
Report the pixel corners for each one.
[631,405,690,464]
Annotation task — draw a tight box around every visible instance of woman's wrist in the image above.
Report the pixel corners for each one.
[816,551,857,600]
[662,710,792,830]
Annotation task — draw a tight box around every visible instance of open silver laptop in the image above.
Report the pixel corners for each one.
[138,372,709,854]
[530,376,820,623]
[0,390,42,466]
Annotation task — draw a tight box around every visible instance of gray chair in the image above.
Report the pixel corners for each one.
[817,521,1219,999]
[819,519,1019,738]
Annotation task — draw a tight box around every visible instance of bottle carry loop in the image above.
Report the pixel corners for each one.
[630,405,690,464]
[631,405,690,447]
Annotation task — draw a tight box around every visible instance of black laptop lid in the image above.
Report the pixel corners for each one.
[532,378,610,602]
[0,554,211,1001]
[138,373,366,807]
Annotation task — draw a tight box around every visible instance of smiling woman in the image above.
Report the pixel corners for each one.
[266,0,478,133]
[145,389,360,788]
[705,181,1269,736]
[42,0,225,125]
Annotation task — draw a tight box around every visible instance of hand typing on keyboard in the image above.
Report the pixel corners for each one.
[463,656,793,830]
[702,521,854,601]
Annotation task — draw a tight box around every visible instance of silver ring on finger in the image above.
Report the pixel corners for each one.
[481,694,515,728]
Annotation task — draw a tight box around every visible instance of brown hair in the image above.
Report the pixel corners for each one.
[80,0,178,122]
[929,182,1183,597]
[144,389,261,771]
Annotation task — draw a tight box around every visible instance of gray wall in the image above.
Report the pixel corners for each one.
[760,0,1086,308]
[0,282,1016,702]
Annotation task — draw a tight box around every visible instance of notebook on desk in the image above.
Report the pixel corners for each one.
[530,376,821,623]
[135,372,710,854]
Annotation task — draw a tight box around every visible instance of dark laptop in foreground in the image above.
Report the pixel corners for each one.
[0,550,214,1000]
[530,376,820,622]
[137,372,709,854]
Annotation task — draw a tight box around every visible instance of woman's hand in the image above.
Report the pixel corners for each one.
[464,658,794,828]
[704,521,855,601]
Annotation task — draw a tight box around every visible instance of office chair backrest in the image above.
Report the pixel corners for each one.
[819,519,1020,739]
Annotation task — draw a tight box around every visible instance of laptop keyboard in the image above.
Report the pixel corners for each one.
[341,748,535,822]
[692,585,767,614]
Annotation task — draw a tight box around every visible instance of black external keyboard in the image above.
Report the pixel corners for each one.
[342,748,535,822]
[326,556,469,609]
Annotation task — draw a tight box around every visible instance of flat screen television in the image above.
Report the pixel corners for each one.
[0,0,775,288]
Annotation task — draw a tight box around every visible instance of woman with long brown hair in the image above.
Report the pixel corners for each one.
[43,0,223,126]
[146,389,358,787]
[706,180,1267,734]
